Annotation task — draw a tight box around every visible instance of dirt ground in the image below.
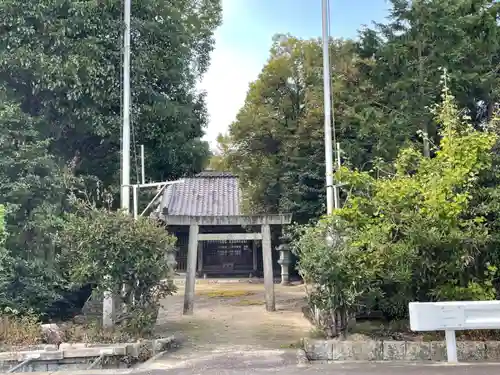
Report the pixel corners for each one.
[155,281,312,351]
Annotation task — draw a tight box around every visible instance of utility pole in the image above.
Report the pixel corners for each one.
[121,0,131,212]
[321,0,335,215]
[104,0,131,329]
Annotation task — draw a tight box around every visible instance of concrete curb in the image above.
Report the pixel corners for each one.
[133,335,178,369]
[303,338,500,362]
[0,335,176,372]
[296,348,309,367]
[6,370,132,375]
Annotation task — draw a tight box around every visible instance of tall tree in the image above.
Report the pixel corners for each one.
[218,0,499,223]
[0,0,221,188]
[365,0,500,156]
[218,36,385,223]
[208,133,234,171]
[0,93,72,314]
[0,0,221,316]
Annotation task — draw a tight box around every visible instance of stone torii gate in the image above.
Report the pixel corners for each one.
[162,214,292,314]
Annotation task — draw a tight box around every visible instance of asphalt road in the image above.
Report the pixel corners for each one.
[132,363,500,375]
[16,362,500,375]
[10,349,500,375]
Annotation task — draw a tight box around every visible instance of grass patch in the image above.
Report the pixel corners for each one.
[308,327,326,339]
[62,321,134,344]
[0,314,152,348]
[232,299,263,306]
[0,314,42,347]
[199,289,256,298]
[351,320,410,337]
[349,319,500,341]
[279,340,303,349]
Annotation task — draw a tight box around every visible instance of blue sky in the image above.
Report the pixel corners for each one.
[199,0,391,147]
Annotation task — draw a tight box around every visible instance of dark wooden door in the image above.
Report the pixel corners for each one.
[203,240,253,272]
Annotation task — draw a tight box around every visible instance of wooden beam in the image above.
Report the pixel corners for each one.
[159,214,293,226]
[198,233,262,241]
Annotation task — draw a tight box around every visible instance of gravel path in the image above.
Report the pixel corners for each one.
[155,282,312,352]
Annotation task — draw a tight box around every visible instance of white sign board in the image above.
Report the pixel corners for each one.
[409,300,500,331]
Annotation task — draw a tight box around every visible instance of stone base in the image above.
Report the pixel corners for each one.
[0,336,177,373]
[303,338,498,362]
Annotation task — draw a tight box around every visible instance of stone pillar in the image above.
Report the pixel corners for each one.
[183,224,199,315]
[277,244,292,286]
[166,250,177,290]
[261,224,275,312]
[102,291,115,328]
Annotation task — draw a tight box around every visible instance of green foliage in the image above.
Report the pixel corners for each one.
[57,200,176,333]
[432,264,497,302]
[0,255,67,317]
[215,0,499,224]
[365,0,500,156]
[215,36,385,222]
[0,0,221,187]
[293,83,498,337]
[291,218,380,336]
[0,205,4,244]
[0,95,74,316]
[0,0,220,319]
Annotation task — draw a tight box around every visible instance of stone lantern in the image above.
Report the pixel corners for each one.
[276,243,292,286]
[166,248,178,289]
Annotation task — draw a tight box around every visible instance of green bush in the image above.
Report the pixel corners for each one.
[0,204,4,242]
[291,218,382,337]
[293,80,499,337]
[56,199,177,333]
[0,255,67,317]
[0,204,69,317]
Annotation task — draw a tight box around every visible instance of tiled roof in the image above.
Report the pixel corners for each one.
[157,171,241,216]
[195,171,234,178]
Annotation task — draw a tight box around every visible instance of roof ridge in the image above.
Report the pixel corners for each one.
[159,173,241,216]
[194,171,235,178]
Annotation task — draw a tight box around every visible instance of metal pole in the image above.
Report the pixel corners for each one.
[336,142,341,169]
[132,185,138,219]
[121,0,131,212]
[322,0,335,215]
[445,329,458,363]
[140,183,167,217]
[140,144,145,184]
[106,0,131,329]
[7,358,36,373]
[335,142,341,208]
